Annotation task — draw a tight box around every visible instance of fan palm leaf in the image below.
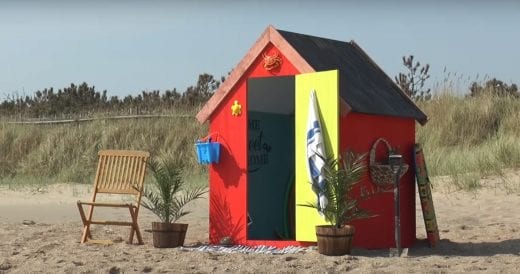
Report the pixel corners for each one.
[141,158,207,223]
[299,150,372,228]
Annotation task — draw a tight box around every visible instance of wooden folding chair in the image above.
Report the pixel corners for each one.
[77,150,150,244]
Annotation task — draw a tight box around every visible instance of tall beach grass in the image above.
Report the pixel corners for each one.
[1,92,520,192]
[0,111,208,188]
[417,92,520,191]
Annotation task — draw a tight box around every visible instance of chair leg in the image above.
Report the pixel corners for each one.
[77,202,94,243]
[128,207,143,245]
[81,226,91,243]
[134,223,144,245]
[127,207,135,244]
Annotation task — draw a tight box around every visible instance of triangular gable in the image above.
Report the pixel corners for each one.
[196,26,315,123]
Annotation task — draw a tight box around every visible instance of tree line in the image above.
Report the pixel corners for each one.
[2,59,518,119]
[0,73,222,119]
[395,55,518,100]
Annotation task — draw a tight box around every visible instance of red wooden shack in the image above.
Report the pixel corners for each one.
[196,26,428,249]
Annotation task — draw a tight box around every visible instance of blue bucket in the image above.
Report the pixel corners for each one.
[195,139,221,164]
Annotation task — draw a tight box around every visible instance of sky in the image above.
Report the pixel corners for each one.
[1,0,519,99]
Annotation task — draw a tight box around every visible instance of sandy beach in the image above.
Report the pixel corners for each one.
[1,174,519,273]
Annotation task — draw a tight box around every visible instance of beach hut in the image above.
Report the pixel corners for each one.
[196,26,427,249]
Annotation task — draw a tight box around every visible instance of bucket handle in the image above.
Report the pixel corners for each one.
[197,132,220,143]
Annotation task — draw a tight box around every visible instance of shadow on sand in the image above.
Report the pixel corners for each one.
[352,238,520,257]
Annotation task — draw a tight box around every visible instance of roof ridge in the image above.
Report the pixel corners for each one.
[276,28,352,45]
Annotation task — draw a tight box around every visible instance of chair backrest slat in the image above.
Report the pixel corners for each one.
[94,150,150,196]
[125,156,136,188]
[101,155,112,190]
[120,156,130,190]
[114,155,124,190]
[108,155,118,189]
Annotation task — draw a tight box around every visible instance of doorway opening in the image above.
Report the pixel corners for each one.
[247,76,295,240]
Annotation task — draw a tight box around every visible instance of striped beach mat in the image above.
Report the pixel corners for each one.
[181,245,308,254]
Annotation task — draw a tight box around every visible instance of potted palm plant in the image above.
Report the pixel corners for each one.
[300,150,372,255]
[140,158,207,248]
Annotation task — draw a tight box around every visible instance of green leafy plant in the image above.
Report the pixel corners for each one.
[141,158,207,223]
[300,150,372,228]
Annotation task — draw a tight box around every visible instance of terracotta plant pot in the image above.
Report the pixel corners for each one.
[151,222,188,248]
[315,225,355,256]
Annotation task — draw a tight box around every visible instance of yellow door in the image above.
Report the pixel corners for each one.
[295,70,339,242]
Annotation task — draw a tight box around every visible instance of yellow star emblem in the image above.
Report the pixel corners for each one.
[231,100,242,116]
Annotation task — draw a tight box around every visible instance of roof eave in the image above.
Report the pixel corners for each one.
[196,27,271,123]
[349,41,429,126]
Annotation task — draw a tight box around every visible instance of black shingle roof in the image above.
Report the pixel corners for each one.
[278,29,427,124]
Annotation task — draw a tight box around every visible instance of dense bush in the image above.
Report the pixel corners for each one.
[0,73,221,119]
[469,78,518,98]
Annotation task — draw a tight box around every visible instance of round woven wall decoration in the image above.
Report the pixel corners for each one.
[262,52,282,71]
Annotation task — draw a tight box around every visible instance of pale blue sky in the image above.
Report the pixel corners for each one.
[1,0,519,99]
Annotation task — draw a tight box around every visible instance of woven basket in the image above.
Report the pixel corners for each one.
[369,138,409,189]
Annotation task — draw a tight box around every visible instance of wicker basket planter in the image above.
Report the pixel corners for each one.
[369,138,408,190]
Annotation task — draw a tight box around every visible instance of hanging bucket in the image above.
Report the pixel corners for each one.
[195,134,221,164]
